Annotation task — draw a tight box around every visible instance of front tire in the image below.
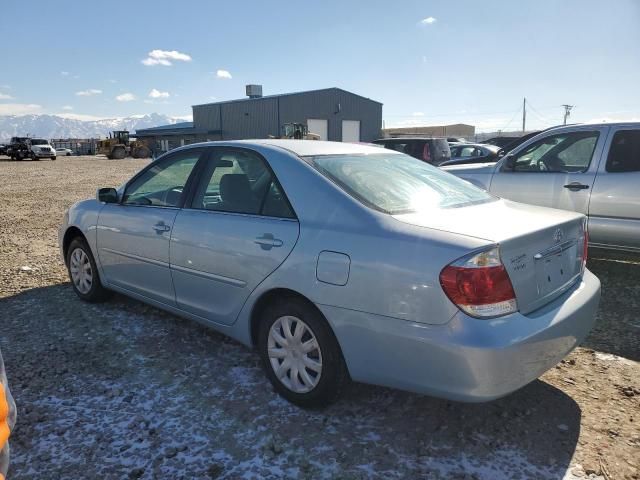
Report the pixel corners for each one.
[66,238,111,302]
[258,297,349,408]
[51,156,56,161]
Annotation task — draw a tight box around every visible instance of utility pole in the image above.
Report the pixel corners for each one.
[562,104,574,125]
[522,97,526,133]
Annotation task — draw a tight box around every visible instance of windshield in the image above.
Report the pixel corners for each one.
[309,153,494,215]
[31,139,49,145]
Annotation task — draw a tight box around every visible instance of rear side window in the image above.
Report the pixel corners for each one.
[190,148,295,218]
[606,130,640,172]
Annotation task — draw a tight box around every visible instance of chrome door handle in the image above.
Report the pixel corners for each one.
[153,223,171,233]
[564,182,589,190]
[255,233,283,250]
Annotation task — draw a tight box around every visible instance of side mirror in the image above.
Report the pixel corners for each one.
[97,187,118,203]
[503,155,516,171]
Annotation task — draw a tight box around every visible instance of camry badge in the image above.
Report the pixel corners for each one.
[553,228,564,243]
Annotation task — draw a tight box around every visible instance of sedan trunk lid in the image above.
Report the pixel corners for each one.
[394,199,586,315]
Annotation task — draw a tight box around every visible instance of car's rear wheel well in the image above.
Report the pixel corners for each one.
[250,289,323,347]
[62,226,86,264]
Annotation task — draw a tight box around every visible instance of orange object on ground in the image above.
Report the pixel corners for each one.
[0,384,8,449]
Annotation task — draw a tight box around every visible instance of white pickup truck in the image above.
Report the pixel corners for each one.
[442,122,640,253]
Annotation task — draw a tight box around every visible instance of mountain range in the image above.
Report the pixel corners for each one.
[0,113,187,141]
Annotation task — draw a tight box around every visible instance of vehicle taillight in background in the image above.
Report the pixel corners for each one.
[439,246,518,318]
[423,143,431,163]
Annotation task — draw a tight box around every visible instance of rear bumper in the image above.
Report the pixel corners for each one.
[319,269,601,402]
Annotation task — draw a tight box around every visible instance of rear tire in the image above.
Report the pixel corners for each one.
[66,237,111,302]
[258,296,349,408]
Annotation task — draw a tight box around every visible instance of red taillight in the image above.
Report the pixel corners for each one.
[440,247,518,318]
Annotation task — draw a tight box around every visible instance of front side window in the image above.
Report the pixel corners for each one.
[309,153,493,215]
[122,149,202,207]
[606,130,640,173]
[509,131,599,173]
[190,148,295,218]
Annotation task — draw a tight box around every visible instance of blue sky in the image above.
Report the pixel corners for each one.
[1,0,639,131]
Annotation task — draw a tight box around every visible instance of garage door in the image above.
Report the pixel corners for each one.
[342,120,361,143]
[307,119,328,141]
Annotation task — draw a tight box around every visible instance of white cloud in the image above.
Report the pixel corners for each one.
[419,16,437,25]
[216,69,232,79]
[0,93,13,100]
[61,71,70,76]
[0,103,43,115]
[149,88,170,99]
[142,57,171,66]
[0,84,10,89]
[62,105,73,110]
[142,49,191,66]
[76,89,102,96]
[115,93,136,102]
[412,112,425,117]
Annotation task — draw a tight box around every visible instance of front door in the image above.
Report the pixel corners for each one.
[490,128,606,214]
[97,148,203,304]
[170,147,299,325]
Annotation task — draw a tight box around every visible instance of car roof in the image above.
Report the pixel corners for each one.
[208,139,400,157]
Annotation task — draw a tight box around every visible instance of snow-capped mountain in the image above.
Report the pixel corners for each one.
[0,113,189,141]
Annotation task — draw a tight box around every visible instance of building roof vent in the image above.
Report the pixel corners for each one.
[246,84,263,99]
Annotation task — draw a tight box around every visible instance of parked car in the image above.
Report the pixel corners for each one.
[443,122,640,252]
[0,349,16,480]
[498,130,542,155]
[60,140,600,407]
[441,143,502,166]
[481,136,520,148]
[55,148,73,156]
[372,137,451,165]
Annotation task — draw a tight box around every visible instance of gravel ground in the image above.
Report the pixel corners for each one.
[0,155,638,480]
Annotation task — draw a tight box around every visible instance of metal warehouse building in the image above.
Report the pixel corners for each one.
[136,86,382,154]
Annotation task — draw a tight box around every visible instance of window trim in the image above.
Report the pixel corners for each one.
[503,130,600,174]
[604,129,640,173]
[184,145,298,220]
[120,147,208,209]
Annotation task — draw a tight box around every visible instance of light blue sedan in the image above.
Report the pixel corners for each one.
[59,140,601,407]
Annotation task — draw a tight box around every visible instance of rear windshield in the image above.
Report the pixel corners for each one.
[309,153,494,215]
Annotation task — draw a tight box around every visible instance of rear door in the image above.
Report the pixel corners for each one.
[489,126,608,214]
[588,127,640,251]
[170,146,299,325]
[97,148,203,305]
